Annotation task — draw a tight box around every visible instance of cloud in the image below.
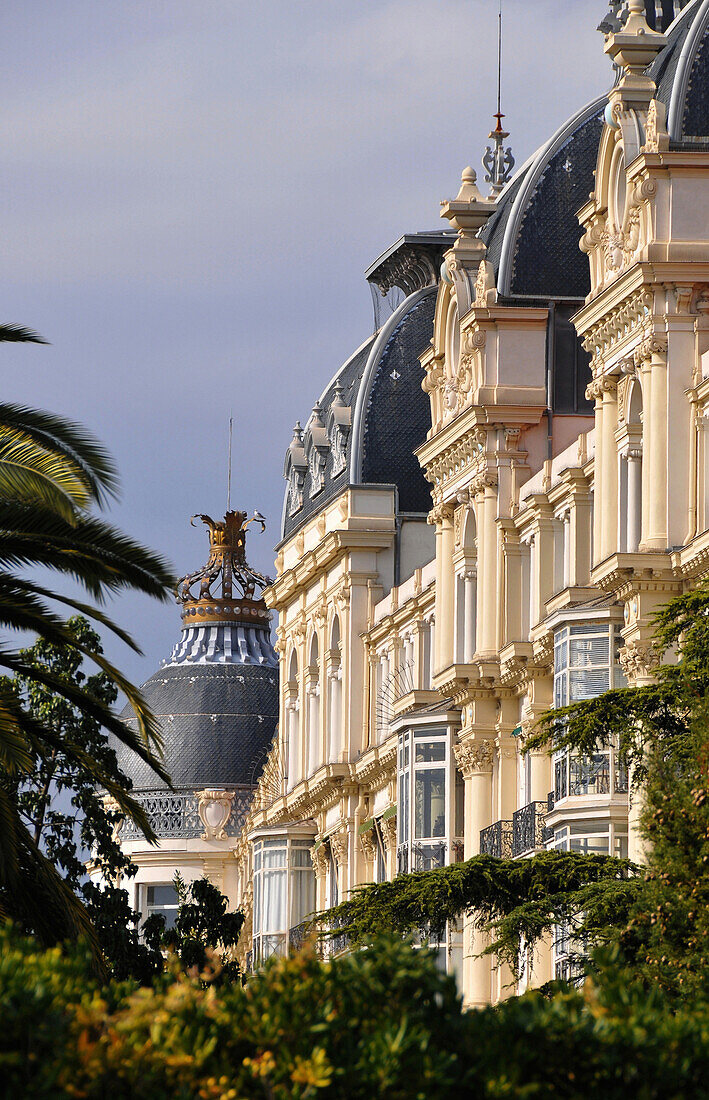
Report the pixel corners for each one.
[0,0,615,681]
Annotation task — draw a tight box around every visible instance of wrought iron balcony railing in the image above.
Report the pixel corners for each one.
[120,787,252,840]
[480,819,514,859]
[542,791,555,844]
[512,801,548,857]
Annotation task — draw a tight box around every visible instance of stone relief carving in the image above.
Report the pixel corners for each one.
[619,639,658,681]
[454,739,494,777]
[198,788,235,841]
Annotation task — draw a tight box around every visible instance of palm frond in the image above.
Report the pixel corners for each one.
[0,427,96,520]
[0,506,175,601]
[0,575,142,653]
[0,646,167,774]
[3,698,158,843]
[0,691,33,774]
[0,324,47,344]
[0,402,118,505]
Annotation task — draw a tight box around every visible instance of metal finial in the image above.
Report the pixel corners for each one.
[226,415,233,514]
[482,1,515,197]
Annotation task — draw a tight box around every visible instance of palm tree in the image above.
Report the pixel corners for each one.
[0,324,175,960]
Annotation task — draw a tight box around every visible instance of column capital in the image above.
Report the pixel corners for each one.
[634,333,668,367]
[455,737,494,778]
[428,501,456,525]
[585,374,618,402]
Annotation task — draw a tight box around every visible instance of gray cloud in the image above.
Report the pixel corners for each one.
[0,0,610,683]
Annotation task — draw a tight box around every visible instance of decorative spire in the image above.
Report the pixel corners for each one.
[176,511,273,627]
[603,0,666,75]
[482,1,514,196]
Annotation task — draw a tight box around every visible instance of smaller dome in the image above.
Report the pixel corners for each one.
[114,511,279,794]
[118,662,278,790]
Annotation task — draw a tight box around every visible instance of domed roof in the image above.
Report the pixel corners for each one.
[281,233,452,541]
[115,512,278,793]
[117,661,278,790]
[480,0,709,301]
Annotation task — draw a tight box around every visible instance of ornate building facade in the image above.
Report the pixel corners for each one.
[115,0,709,1007]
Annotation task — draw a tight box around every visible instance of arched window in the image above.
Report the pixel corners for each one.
[456,508,477,663]
[286,649,300,790]
[619,380,643,553]
[307,633,321,776]
[328,617,342,763]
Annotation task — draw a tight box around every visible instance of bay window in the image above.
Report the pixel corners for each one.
[252,834,315,965]
[553,621,627,803]
[397,726,463,874]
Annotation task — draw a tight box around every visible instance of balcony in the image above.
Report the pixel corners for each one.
[480,819,513,859]
[512,801,548,857]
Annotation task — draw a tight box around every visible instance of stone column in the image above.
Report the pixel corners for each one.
[310,842,329,913]
[587,378,604,567]
[647,340,669,550]
[432,503,456,674]
[476,474,498,656]
[455,737,494,1008]
[626,447,642,552]
[600,377,619,561]
[463,567,477,663]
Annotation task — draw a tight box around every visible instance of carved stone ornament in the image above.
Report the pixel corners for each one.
[329,825,349,864]
[102,795,125,842]
[585,374,619,402]
[359,826,376,862]
[454,504,465,548]
[619,639,658,681]
[310,842,330,879]
[198,788,235,841]
[335,583,351,611]
[474,259,496,307]
[454,739,494,778]
[642,98,669,154]
[380,815,397,852]
[471,470,498,497]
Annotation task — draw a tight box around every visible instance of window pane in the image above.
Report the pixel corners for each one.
[554,637,568,674]
[569,622,606,636]
[291,847,312,868]
[290,869,315,926]
[263,847,287,869]
[569,636,610,667]
[569,668,609,701]
[569,754,610,795]
[147,885,178,907]
[400,772,409,845]
[415,742,446,763]
[261,868,287,932]
[570,835,610,855]
[415,768,446,838]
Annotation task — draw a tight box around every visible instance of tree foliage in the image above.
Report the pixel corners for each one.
[321,580,709,995]
[5,926,709,1099]
[143,875,245,985]
[0,322,175,960]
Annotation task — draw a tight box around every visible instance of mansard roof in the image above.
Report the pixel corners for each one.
[480,0,709,302]
[280,234,450,542]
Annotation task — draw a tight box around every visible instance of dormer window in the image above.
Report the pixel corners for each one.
[326,380,351,478]
[284,422,307,515]
[304,403,329,498]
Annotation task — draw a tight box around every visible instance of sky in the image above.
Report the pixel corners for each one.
[0,0,613,686]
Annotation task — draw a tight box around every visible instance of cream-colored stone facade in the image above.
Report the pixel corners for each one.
[236,3,709,1004]
[115,2,709,1007]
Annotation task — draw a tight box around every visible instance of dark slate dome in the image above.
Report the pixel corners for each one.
[117,662,278,790]
[480,0,709,302]
[281,233,452,541]
[115,512,278,793]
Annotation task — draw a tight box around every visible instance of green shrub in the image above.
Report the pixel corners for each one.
[3,927,709,1099]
